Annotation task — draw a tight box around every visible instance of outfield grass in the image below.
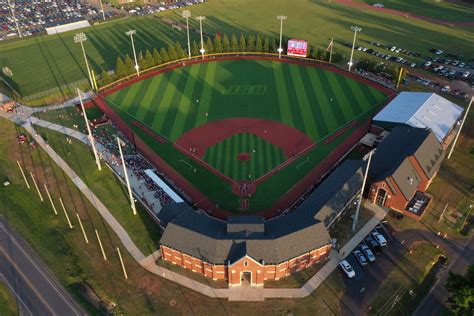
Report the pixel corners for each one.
[361,0,474,22]
[1,0,472,98]
[0,282,18,316]
[105,59,388,212]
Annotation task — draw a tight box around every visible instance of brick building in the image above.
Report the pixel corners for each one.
[368,126,445,219]
[158,160,364,286]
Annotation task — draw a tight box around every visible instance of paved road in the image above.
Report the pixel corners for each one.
[0,220,85,315]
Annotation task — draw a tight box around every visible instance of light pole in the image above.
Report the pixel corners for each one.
[277,15,287,59]
[447,96,472,159]
[196,16,206,58]
[126,29,140,76]
[348,26,362,71]
[78,88,101,171]
[99,0,106,21]
[182,10,192,59]
[352,149,373,232]
[117,137,137,215]
[8,0,22,38]
[74,32,94,90]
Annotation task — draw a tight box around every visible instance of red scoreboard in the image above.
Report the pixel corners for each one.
[287,39,308,57]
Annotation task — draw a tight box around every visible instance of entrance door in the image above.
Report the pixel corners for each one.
[241,272,252,286]
[376,188,387,206]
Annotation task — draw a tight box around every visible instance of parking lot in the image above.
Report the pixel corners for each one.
[337,223,409,315]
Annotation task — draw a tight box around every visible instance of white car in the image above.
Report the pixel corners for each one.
[441,86,450,93]
[361,245,376,262]
[353,250,368,266]
[371,232,387,246]
[462,71,470,78]
[339,260,356,278]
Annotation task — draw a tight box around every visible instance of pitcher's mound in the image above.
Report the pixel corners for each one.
[237,152,251,161]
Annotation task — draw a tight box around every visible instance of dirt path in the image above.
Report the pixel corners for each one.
[334,0,474,27]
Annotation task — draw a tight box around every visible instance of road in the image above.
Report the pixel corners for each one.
[0,220,85,315]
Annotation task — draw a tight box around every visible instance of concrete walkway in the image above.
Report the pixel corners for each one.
[1,102,390,301]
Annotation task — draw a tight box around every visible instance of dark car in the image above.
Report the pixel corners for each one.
[365,236,382,255]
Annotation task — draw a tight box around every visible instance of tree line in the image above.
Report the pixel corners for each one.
[99,33,343,86]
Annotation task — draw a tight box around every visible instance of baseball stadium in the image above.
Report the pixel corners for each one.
[94,55,394,219]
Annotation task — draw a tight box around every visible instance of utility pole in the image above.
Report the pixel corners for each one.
[277,15,287,59]
[196,16,206,58]
[78,89,101,171]
[447,96,472,159]
[352,150,373,232]
[182,10,192,59]
[348,26,362,71]
[117,137,136,215]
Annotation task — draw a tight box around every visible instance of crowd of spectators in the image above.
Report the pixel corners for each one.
[0,1,116,40]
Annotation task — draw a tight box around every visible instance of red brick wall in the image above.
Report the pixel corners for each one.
[160,244,331,286]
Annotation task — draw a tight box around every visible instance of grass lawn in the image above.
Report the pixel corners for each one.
[264,259,329,288]
[33,105,104,130]
[32,124,161,256]
[105,59,388,212]
[330,203,375,247]
[361,0,474,22]
[0,282,18,316]
[368,242,443,314]
[1,0,472,99]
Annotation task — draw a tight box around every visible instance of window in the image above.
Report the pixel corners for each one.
[244,261,248,267]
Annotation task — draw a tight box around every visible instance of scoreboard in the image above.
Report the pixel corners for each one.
[287,39,308,57]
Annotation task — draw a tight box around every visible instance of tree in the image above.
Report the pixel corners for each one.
[167,44,178,61]
[222,34,230,52]
[247,34,255,52]
[255,35,263,52]
[214,35,223,53]
[205,37,214,54]
[263,37,270,53]
[231,34,238,52]
[100,69,111,86]
[271,37,278,53]
[160,47,169,63]
[124,54,134,75]
[192,40,200,56]
[331,49,343,63]
[175,41,186,59]
[446,265,474,316]
[144,50,154,68]
[239,33,246,52]
[115,56,127,78]
[138,51,147,70]
[153,48,162,65]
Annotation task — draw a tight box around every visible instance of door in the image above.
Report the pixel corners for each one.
[241,271,252,286]
[376,188,387,206]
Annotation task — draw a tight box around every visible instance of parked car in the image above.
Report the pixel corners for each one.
[365,236,382,254]
[339,260,356,278]
[371,232,387,246]
[361,245,376,262]
[353,250,368,266]
[441,86,450,93]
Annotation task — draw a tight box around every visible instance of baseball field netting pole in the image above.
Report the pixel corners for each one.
[447,96,472,159]
[16,161,30,189]
[95,229,107,260]
[117,137,137,215]
[352,149,373,232]
[78,88,101,170]
[117,247,128,279]
[76,213,89,244]
[29,172,43,202]
[59,197,73,229]
[44,184,58,215]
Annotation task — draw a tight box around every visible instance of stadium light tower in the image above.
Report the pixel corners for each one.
[348,26,362,72]
[126,30,140,76]
[277,15,287,59]
[8,0,22,38]
[196,16,206,58]
[74,32,94,90]
[117,137,137,215]
[182,10,192,59]
[352,149,373,232]
[77,88,101,171]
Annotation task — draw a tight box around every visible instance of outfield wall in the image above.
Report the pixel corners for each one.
[94,55,395,219]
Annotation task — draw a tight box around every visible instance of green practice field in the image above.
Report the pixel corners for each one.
[104,59,389,212]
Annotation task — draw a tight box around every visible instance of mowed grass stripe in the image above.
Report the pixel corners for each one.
[241,133,247,180]
[300,67,329,136]
[288,66,319,139]
[183,63,209,133]
[207,144,216,167]
[265,140,273,172]
[257,137,265,177]
[126,79,154,117]
[339,77,365,114]
[317,71,347,126]
[151,69,183,133]
[326,72,357,119]
[272,62,294,127]
[250,134,256,178]
[135,76,164,121]
[306,67,339,133]
[143,75,170,126]
[195,62,217,127]
[224,137,231,177]
[233,134,240,180]
[121,81,145,112]
[169,64,201,141]
[215,140,224,171]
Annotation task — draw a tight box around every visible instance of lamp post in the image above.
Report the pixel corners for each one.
[8,0,22,38]
[78,88,101,171]
[352,149,373,232]
[196,16,206,58]
[117,137,136,215]
[99,0,106,21]
[182,10,192,59]
[126,29,140,76]
[74,32,94,90]
[277,15,287,59]
[348,26,362,72]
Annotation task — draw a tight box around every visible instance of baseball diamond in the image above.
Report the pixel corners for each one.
[96,56,393,217]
